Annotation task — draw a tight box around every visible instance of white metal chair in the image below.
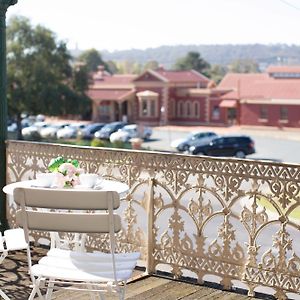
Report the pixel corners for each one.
[0,228,28,300]
[14,187,140,300]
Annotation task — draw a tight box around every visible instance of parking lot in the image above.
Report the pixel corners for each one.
[144,125,300,164]
[9,116,300,164]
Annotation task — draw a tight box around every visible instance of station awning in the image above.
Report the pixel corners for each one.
[219,100,237,108]
[87,89,135,102]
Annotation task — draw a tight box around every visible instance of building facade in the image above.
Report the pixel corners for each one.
[218,66,300,128]
[87,65,300,128]
[87,66,228,125]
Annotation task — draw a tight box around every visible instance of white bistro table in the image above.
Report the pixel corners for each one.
[3,179,129,198]
[3,179,129,250]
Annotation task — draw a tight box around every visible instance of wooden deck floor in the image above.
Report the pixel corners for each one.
[0,246,258,300]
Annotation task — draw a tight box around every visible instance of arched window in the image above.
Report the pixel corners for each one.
[193,101,200,117]
[186,101,191,117]
[178,101,184,118]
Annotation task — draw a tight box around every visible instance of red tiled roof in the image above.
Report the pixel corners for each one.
[219,73,300,100]
[87,89,134,101]
[218,73,269,99]
[154,69,209,83]
[266,65,300,74]
[91,74,136,86]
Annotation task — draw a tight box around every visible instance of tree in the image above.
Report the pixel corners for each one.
[6,16,89,138]
[106,60,119,74]
[207,64,227,83]
[116,60,142,74]
[78,48,108,72]
[143,60,159,71]
[173,51,211,76]
[228,59,260,73]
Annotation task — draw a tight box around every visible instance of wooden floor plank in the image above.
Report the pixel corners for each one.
[0,246,259,300]
[125,276,170,298]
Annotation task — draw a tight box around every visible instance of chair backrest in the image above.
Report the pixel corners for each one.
[14,187,121,234]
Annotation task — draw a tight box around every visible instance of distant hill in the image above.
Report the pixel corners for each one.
[95,44,300,69]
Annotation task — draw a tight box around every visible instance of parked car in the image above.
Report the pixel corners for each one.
[109,124,153,143]
[189,135,255,158]
[56,124,86,139]
[94,122,127,140]
[40,123,69,139]
[77,123,105,140]
[171,131,218,152]
[22,122,49,139]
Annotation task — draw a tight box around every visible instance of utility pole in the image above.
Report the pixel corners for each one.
[0,0,17,232]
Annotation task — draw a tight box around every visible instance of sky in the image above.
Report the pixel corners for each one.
[6,0,300,52]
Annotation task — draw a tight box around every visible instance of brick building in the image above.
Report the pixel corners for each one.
[87,65,300,128]
[87,66,228,125]
[218,66,300,127]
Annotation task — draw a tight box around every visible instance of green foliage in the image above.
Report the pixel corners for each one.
[78,48,108,72]
[143,60,159,71]
[228,59,260,73]
[90,138,131,149]
[116,60,142,74]
[207,64,228,83]
[48,156,79,172]
[102,44,300,69]
[173,51,210,77]
[106,60,119,74]
[112,140,125,148]
[91,138,107,148]
[6,16,89,122]
[48,156,65,172]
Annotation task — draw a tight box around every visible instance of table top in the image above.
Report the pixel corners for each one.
[3,179,129,198]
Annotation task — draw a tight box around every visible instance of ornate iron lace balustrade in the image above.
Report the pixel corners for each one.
[6,140,300,300]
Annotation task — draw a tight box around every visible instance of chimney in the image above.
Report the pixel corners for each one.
[95,65,105,80]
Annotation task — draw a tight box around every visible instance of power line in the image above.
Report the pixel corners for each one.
[279,0,300,10]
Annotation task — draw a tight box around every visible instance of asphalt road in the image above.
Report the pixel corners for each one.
[143,129,300,164]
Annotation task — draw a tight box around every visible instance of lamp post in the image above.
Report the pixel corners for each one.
[0,0,17,232]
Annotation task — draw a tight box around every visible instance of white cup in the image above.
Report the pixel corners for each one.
[79,173,99,188]
[35,173,56,187]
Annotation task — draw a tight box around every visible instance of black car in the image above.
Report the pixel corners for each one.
[189,135,255,158]
[94,121,127,139]
[77,123,105,140]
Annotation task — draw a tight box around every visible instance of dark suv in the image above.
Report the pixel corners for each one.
[94,121,127,140]
[189,135,255,158]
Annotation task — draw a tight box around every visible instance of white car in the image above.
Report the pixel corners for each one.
[22,122,50,138]
[109,124,152,143]
[171,131,218,152]
[57,124,86,139]
[40,123,69,139]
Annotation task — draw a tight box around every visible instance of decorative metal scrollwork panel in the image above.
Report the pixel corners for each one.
[6,141,300,299]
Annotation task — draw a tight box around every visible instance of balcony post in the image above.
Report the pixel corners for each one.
[0,0,17,232]
[146,177,155,274]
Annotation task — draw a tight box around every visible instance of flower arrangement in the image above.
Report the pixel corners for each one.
[48,156,84,188]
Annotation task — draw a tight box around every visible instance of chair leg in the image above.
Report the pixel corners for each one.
[0,289,10,300]
[29,277,44,300]
[118,287,125,300]
[86,283,98,300]
[98,291,106,300]
[45,278,55,300]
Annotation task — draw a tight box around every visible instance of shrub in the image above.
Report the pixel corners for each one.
[91,138,107,148]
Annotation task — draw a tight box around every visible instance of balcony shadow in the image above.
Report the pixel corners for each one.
[0,246,48,299]
[251,157,282,163]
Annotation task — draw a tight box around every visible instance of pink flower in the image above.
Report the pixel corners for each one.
[58,163,77,176]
